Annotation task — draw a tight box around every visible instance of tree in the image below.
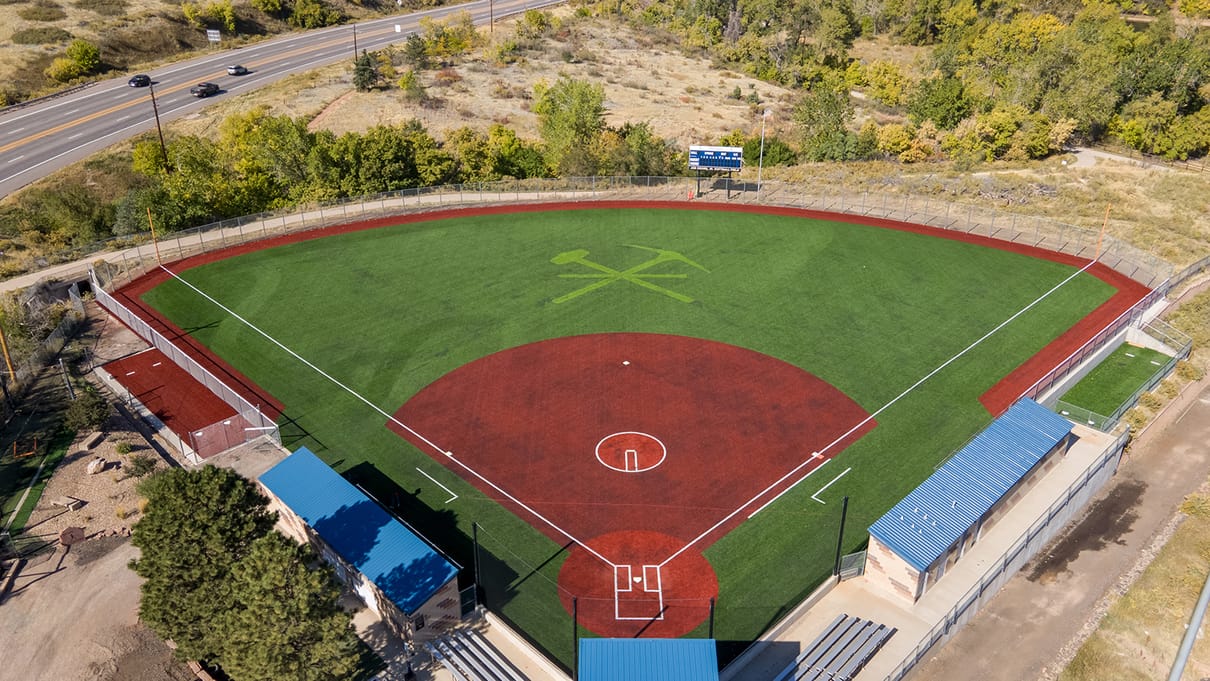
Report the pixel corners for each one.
[793,76,855,161]
[65,40,101,75]
[907,74,972,129]
[532,76,606,173]
[289,0,343,29]
[353,50,379,92]
[130,466,277,662]
[219,533,362,681]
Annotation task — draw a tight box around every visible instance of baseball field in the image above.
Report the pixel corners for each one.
[116,202,1148,667]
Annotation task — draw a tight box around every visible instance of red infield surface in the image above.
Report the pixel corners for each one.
[103,349,251,458]
[388,332,876,636]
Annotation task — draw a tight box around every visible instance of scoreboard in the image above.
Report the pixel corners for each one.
[689,145,743,171]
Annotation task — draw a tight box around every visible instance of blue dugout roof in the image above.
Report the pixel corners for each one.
[869,398,1073,572]
[259,447,459,615]
[579,639,719,681]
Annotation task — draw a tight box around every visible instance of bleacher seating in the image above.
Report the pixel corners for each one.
[425,628,530,681]
[772,613,895,681]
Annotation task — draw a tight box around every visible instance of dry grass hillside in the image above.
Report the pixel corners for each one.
[161,9,1210,270]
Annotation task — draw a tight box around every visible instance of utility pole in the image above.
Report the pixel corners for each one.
[148,82,170,173]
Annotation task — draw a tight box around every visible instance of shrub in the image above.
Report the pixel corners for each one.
[127,453,158,478]
[65,386,112,432]
[65,39,101,74]
[11,27,73,44]
[1176,360,1203,382]
[19,1,68,21]
[73,0,127,15]
[1123,407,1149,431]
[115,505,129,519]
[116,442,132,455]
[1158,378,1181,400]
[1137,391,1164,411]
[46,57,84,83]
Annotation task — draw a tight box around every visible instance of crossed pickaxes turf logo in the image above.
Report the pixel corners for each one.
[551,245,709,304]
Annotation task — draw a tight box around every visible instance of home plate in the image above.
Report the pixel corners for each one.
[633,576,642,583]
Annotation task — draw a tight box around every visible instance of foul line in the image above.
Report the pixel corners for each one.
[660,258,1099,568]
[160,254,1097,577]
[415,467,458,504]
[811,467,851,504]
[159,265,616,570]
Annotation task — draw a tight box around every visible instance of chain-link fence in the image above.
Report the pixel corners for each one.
[68,177,1173,293]
[90,270,279,463]
[1054,318,1192,432]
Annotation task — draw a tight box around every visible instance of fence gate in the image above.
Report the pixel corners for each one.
[839,550,867,580]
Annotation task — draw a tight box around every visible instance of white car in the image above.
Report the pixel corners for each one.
[226,64,248,76]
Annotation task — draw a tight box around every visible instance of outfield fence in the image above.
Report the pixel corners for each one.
[89,269,280,463]
[75,177,1172,293]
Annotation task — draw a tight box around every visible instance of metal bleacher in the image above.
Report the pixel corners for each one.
[772,613,896,681]
[425,628,530,681]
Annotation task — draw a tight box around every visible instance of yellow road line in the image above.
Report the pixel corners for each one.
[0,21,416,156]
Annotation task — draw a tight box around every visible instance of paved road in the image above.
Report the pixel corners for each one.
[908,340,1210,680]
[0,0,560,198]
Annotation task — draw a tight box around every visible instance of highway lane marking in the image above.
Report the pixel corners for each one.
[68,132,84,140]
[116,115,131,121]
[3,127,23,135]
[7,155,24,163]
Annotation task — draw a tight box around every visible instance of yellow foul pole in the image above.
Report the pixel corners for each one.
[146,207,162,265]
[1096,204,1112,260]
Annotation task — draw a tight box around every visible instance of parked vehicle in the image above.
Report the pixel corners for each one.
[190,82,220,97]
[128,74,151,87]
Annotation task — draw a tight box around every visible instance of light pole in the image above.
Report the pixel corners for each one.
[757,108,771,201]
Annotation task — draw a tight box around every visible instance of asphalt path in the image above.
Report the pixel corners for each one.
[0,0,561,198]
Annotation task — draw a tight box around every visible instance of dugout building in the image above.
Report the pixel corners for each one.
[865,398,1077,603]
[258,447,462,641]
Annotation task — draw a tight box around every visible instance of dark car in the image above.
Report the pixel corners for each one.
[128,74,151,87]
[226,64,248,76]
[190,82,220,97]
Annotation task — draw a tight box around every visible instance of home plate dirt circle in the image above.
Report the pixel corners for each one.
[558,530,718,638]
[595,431,667,473]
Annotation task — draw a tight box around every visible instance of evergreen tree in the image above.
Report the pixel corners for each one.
[353,50,379,92]
[219,533,363,681]
[130,467,276,662]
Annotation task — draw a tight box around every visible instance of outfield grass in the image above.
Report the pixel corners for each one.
[141,207,1116,667]
[1060,343,1171,417]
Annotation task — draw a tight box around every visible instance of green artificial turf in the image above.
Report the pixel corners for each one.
[1059,343,1172,417]
[141,207,1116,667]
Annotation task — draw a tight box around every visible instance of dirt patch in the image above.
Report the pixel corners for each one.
[275,10,794,148]
[1027,479,1146,583]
